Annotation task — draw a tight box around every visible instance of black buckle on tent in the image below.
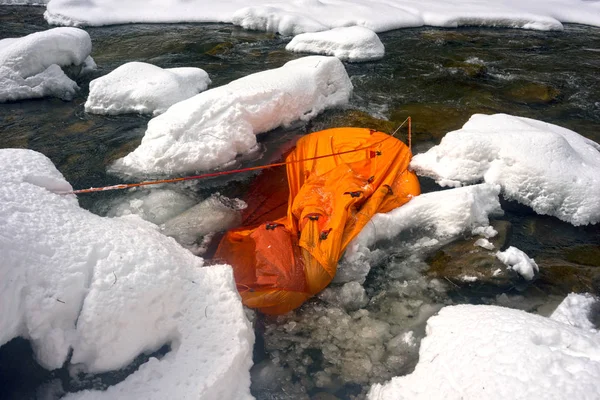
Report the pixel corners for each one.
[320,228,332,240]
[307,213,320,221]
[383,184,393,195]
[344,191,362,198]
[367,176,375,184]
[265,222,282,230]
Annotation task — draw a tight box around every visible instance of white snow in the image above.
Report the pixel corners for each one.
[337,183,502,283]
[85,62,211,116]
[368,304,600,400]
[474,238,494,250]
[0,148,254,399]
[110,56,352,177]
[551,293,598,331]
[411,114,600,226]
[0,27,93,102]
[42,0,600,32]
[495,246,539,280]
[286,26,385,62]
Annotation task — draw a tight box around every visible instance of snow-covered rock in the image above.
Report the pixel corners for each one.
[0,27,94,102]
[551,293,598,331]
[0,148,254,399]
[85,62,211,116]
[495,246,538,280]
[110,55,352,177]
[43,0,600,31]
[411,114,600,226]
[368,304,600,400]
[337,183,502,283]
[286,26,385,62]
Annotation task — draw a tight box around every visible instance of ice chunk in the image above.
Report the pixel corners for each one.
[0,27,92,102]
[85,62,211,116]
[111,56,352,177]
[319,282,369,311]
[286,26,385,62]
[474,238,494,250]
[411,114,600,226]
[160,193,246,255]
[551,293,598,331]
[368,304,600,400]
[0,148,254,399]
[102,188,198,225]
[495,246,538,280]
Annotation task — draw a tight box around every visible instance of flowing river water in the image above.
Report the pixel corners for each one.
[1,5,600,400]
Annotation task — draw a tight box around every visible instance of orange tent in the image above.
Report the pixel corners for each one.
[215,127,420,314]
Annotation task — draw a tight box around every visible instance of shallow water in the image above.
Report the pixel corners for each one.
[1,5,599,400]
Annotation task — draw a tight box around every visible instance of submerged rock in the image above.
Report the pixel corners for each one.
[390,103,489,143]
[426,220,521,289]
[505,81,561,103]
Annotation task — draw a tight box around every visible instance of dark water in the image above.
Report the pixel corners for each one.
[1,5,599,400]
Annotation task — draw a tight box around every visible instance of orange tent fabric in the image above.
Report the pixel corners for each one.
[215,127,420,314]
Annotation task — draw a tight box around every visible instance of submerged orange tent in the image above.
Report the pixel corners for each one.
[215,127,420,314]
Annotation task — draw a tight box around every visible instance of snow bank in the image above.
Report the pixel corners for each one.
[551,293,598,331]
[368,304,600,400]
[495,246,538,280]
[337,183,502,283]
[411,114,600,226]
[0,0,47,4]
[111,56,352,177]
[0,149,254,399]
[85,62,211,116]
[0,27,94,102]
[43,0,600,31]
[286,27,385,62]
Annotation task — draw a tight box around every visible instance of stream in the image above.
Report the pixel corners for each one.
[1,5,599,400]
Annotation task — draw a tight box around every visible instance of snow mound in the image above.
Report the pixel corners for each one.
[551,293,598,331]
[111,56,352,177]
[337,183,502,283]
[286,26,385,62]
[42,0,600,31]
[0,27,93,102]
[495,246,539,280]
[368,304,600,400]
[0,149,254,399]
[85,62,211,116]
[411,114,600,226]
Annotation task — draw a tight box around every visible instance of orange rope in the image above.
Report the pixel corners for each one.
[58,122,412,195]
[408,116,412,151]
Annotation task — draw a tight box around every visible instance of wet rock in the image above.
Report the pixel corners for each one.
[426,220,520,289]
[563,244,600,267]
[505,81,561,104]
[536,259,600,294]
[445,59,488,78]
[266,49,298,64]
[312,109,396,134]
[205,42,234,56]
[390,103,488,143]
[311,392,340,400]
[420,30,472,45]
